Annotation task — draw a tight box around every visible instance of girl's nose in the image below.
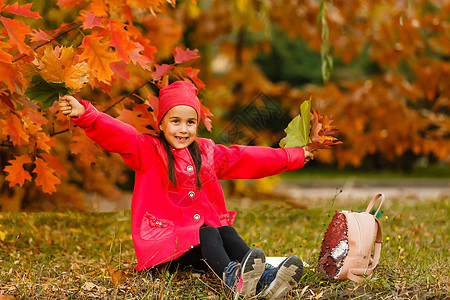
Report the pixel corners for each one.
[179,123,187,133]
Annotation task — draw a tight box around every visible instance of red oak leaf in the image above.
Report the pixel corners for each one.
[184,67,205,91]
[1,3,41,19]
[153,64,173,81]
[30,29,52,43]
[3,155,32,187]
[110,61,130,80]
[129,42,152,71]
[200,102,213,132]
[174,47,199,64]
[81,12,101,29]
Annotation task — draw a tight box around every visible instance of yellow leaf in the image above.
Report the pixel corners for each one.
[79,34,119,83]
[0,230,6,241]
[37,46,90,90]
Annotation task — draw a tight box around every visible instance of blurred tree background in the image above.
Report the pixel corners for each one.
[0,0,448,211]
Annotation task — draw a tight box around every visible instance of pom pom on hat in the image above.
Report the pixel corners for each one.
[157,81,201,125]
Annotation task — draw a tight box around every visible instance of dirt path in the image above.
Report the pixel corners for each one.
[274,179,449,208]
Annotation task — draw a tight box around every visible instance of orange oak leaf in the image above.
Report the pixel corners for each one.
[79,34,119,83]
[0,40,12,63]
[117,107,153,135]
[0,61,25,93]
[0,16,32,54]
[153,64,173,81]
[133,102,158,132]
[3,113,29,146]
[40,153,68,177]
[174,47,199,64]
[3,155,32,187]
[33,157,61,194]
[37,46,90,90]
[1,3,42,19]
[70,130,103,165]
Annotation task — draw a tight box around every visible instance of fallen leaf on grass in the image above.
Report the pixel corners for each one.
[0,295,15,299]
[107,265,127,287]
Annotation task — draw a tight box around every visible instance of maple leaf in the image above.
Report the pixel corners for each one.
[24,75,73,110]
[79,34,119,83]
[174,47,199,64]
[3,155,32,187]
[37,46,90,90]
[279,98,312,148]
[1,3,42,19]
[33,157,61,194]
[153,64,174,81]
[0,16,32,54]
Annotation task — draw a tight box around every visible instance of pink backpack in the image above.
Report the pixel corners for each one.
[317,193,385,283]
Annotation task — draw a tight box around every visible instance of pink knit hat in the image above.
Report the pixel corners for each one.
[157,81,201,125]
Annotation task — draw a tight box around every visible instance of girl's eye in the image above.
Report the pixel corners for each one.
[188,120,197,125]
[172,120,179,124]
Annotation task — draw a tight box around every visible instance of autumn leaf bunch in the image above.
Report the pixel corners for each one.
[279,97,342,152]
[22,46,90,110]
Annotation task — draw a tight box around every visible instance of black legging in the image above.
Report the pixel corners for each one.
[168,226,251,277]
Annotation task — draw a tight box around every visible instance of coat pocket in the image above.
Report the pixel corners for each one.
[140,213,175,241]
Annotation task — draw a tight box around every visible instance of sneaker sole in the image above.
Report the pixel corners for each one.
[237,248,266,298]
[261,255,303,300]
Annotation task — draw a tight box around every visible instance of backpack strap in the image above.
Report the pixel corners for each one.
[365,193,385,216]
[347,218,383,284]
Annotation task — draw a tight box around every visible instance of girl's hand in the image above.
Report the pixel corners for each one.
[59,95,86,118]
[303,148,314,163]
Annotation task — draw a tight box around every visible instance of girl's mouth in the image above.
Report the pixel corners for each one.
[176,136,189,141]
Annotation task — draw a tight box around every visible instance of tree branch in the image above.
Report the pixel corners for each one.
[103,81,152,113]
[0,142,14,147]
[12,23,83,63]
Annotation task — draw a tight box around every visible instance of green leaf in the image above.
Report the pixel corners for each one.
[279,97,312,148]
[24,75,73,110]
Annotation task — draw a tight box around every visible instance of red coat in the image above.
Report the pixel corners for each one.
[73,100,306,270]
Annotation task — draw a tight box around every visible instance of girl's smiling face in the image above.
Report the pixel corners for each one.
[159,105,198,149]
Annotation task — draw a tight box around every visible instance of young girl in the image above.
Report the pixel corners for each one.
[59,80,314,299]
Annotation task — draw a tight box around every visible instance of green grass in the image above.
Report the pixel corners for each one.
[0,195,448,299]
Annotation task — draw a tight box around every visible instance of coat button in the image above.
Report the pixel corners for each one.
[188,191,195,198]
[187,165,194,172]
[194,214,200,220]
